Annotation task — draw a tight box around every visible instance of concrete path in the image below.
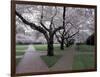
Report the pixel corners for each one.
[50,47,76,71]
[16,45,49,74]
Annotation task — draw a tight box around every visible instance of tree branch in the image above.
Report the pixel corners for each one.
[52,26,64,36]
[65,30,79,39]
[16,11,49,41]
[65,21,78,30]
[40,6,50,32]
[40,22,50,31]
[55,33,61,43]
[64,26,72,36]
[49,6,57,30]
[70,31,79,38]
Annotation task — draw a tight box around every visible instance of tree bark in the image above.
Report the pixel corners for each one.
[60,37,64,50]
[60,6,66,50]
[66,39,71,47]
[47,36,54,56]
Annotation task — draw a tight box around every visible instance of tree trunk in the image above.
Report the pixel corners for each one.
[47,37,54,56]
[66,40,70,47]
[60,38,64,50]
[60,6,66,50]
[66,43,69,47]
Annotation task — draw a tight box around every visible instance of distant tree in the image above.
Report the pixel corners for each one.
[86,33,94,45]
[55,7,95,49]
[55,7,79,50]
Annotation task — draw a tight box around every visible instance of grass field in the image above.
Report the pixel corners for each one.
[16,58,22,65]
[33,44,69,55]
[73,54,95,70]
[16,45,28,65]
[76,45,94,52]
[16,51,26,56]
[33,44,47,51]
[16,45,28,50]
[73,45,95,70]
[33,44,60,51]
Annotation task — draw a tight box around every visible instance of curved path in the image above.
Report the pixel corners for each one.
[16,45,49,74]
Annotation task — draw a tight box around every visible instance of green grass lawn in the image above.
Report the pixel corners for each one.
[16,45,28,50]
[16,51,25,65]
[16,44,28,56]
[33,44,69,55]
[16,51,25,56]
[16,58,21,65]
[33,44,60,51]
[73,44,95,70]
[16,44,28,65]
[33,44,47,51]
[76,45,94,52]
[41,55,62,68]
[72,54,95,70]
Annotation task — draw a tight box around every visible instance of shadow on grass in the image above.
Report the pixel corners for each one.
[41,55,62,68]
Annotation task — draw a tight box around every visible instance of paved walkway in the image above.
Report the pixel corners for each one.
[16,45,49,74]
[50,47,76,71]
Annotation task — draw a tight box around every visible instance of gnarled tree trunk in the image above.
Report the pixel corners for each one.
[47,36,54,56]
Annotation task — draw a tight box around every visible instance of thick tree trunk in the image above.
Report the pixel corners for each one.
[47,37,54,56]
[60,38,64,50]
